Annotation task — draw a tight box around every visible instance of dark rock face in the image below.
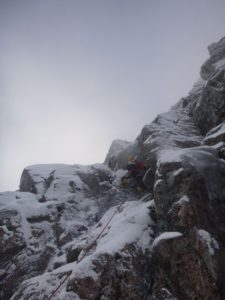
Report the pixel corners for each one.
[20,168,38,194]
[151,235,219,300]
[68,246,152,300]
[151,148,225,299]
[143,167,155,192]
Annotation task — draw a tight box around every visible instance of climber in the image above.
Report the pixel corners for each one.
[121,155,146,192]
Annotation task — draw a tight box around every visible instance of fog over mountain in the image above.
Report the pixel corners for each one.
[1,0,225,191]
[1,32,225,299]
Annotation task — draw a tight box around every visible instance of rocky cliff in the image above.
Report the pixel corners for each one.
[1,36,225,300]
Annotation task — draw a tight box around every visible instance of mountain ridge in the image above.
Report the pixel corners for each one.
[1,36,225,299]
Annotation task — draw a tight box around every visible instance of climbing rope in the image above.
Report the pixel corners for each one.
[47,202,123,300]
[47,272,72,300]
[77,202,123,262]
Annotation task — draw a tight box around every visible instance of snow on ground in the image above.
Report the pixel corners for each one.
[89,200,154,255]
[3,161,155,299]
[58,199,154,298]
[0,191,46,245]
[9,197,154,300]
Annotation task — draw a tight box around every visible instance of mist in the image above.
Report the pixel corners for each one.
[1,0,225,191]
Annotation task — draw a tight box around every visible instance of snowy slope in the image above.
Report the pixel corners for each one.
[0,163,154,300]
[10,199,154,300]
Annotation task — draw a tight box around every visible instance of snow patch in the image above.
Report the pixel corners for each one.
[198,229,219,255]
[158,149,184,165]
[154,179,163,190]
[173,168,184,177]
[176,195,190,205]
[204,122,225,140]
[90,200,154,255]
[152,231,183,248]
[112,169,127,186]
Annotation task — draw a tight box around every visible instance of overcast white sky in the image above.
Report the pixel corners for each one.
[1,0,225,191]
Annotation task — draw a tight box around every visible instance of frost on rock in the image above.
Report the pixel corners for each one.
[1,161,156,300]
[136,96,203,175]
[201,36,225,80]
[10,198,155,300]
[203,122,225,145]
[214,57,225,70]
[65,199,154,300]
[198,229,219,255]
[193,45,225,134]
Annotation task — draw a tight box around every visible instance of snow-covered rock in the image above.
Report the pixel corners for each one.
[10,199,155,300]
[203,122,225,145]
[136,97,202,176]
[191,37,225,135]
[0,163,155,300]
[192,69,225,134]
[152,231,183,248]
[201,36,225,80]
[198,229,219,256]
[1,35,225,300]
